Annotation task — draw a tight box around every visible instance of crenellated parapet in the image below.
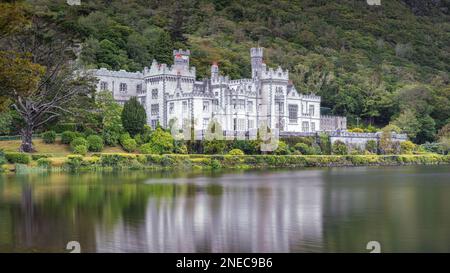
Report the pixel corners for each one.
[144,59,196,78]
[94,67,143,79]
[260,65,289,81]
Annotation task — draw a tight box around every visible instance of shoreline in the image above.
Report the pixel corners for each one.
[2,153,449,174]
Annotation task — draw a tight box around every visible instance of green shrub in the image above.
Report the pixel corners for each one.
[174,143,188,154]
[332,140,348,155]
[228,149,244,156]
[83,127,96,137]
[210,159,222,169]
[121,97,146,136]
[52,123,77,133]
[293,143,316,155]
[73,145,88,155]
[400,140,416,154]
[203,139,226,154]
[42,130,56,144]
[134,134,143,145]
[103,128,121,146]
[348,128,364,133]
[70,137,88,151]
[148,128,174,154]
[122,138,137,152]
[274,141,290,155]
[37,157,52,168]
[5,152,31,164]
[65,155,83,169]
[140,143,156,154]
[87,135,104,152]
[61,131,77,144]
[119,132,131,145]
[365,140,378,154]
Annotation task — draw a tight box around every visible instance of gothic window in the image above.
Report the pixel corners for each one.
[309,105,315,116]
[169,102,174,114]
[152,89,158,99]
[247,101,253,113]
[119,83,127,93]
[136,84,143,94]
[203,101,209,112]
[151,104,159,116]
[288,104,298,123]
[237,119,246,131]
[232,99,245,110]
[311,122,316,132]
[302,121,309,132]
[100,81,108,91]
[203,118,209,129]
[275,102,284,114]
[139,97,146,106]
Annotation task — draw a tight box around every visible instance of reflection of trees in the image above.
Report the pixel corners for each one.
[0,172,180,252]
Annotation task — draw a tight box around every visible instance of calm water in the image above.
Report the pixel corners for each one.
[0,165,449,253]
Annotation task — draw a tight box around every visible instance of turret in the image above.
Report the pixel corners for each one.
[250,47,263,79]
[211,61,219,79]
[173,49,190,70]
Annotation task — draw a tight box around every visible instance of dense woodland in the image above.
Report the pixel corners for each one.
[0,0,449,147]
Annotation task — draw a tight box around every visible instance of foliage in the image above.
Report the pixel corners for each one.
[365,140,378,154]
[332,140,348,155]
[274,141,290,155]
[121,97,146,136]
[228,149,244,156]
[87,135,104,152]
[70,137,88,151]
[36,157,51,168]
[139,143,156,154]
[348,128,364,133]
[73,145,88,156]
[61,131,77,144]
[95,91,123,144]
[0,149,6,165]
[5,152,31,164]
[122,138,137,153]
[42,131,56,144]
[400,141,416,154]
[293,143,315,155]
[147,128,174,154]
[203,139,227,154]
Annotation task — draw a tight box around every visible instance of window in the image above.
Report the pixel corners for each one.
[248,119,255,129]
[100,81,108,91]
[119,83,127,93]
[213,99,219,111]
[169,102,174,114]
[309,105,315,116]
[232,99,245,110]
[237,119,245,131]
[302,121,309,132]
[288,104,298,123]
[247,101,253,113]
[311,122,315,132]
[275,102,284,114]
[182,101,188,113]
[136,84,143,94]
[151,104,159,116]
[203,118,209,129]
[203,101,209,112]
[152,89,158,99]
[139,97,146,106]
[151,120,158,129]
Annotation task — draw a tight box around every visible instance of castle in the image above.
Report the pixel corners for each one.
[93,47,346,138]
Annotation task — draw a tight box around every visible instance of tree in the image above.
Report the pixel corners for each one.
[0,6,95,152]
[148,128,174,154]
[121,97,146,136]
[392,109,421,140]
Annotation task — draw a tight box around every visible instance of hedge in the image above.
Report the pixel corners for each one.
[5,152,31,164]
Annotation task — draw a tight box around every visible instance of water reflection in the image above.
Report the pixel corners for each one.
[0,166,449,252]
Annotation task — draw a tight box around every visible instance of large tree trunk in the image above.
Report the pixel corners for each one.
[20,125,34,152]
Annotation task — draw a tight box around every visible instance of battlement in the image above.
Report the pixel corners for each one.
[94,67,143,79]
[145,59,196,78]
[173,49,190,56]
[250,47,263,58]
[300,93,321,101]
[261,66,289,80]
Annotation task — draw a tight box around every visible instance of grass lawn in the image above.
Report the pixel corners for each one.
[0,138,124,155]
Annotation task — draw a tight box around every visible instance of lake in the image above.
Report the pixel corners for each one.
[0,165,449,253]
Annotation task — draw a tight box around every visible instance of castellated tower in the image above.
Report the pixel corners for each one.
[250,47,263,79]
[173,49,190,70]
[211,62,219,79]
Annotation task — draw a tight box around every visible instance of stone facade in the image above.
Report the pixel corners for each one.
[93,48,345,136]
[320,115,347,131]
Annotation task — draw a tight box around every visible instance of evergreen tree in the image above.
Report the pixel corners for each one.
[121,97,147,137]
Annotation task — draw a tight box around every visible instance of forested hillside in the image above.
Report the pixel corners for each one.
[5,0,450,143]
